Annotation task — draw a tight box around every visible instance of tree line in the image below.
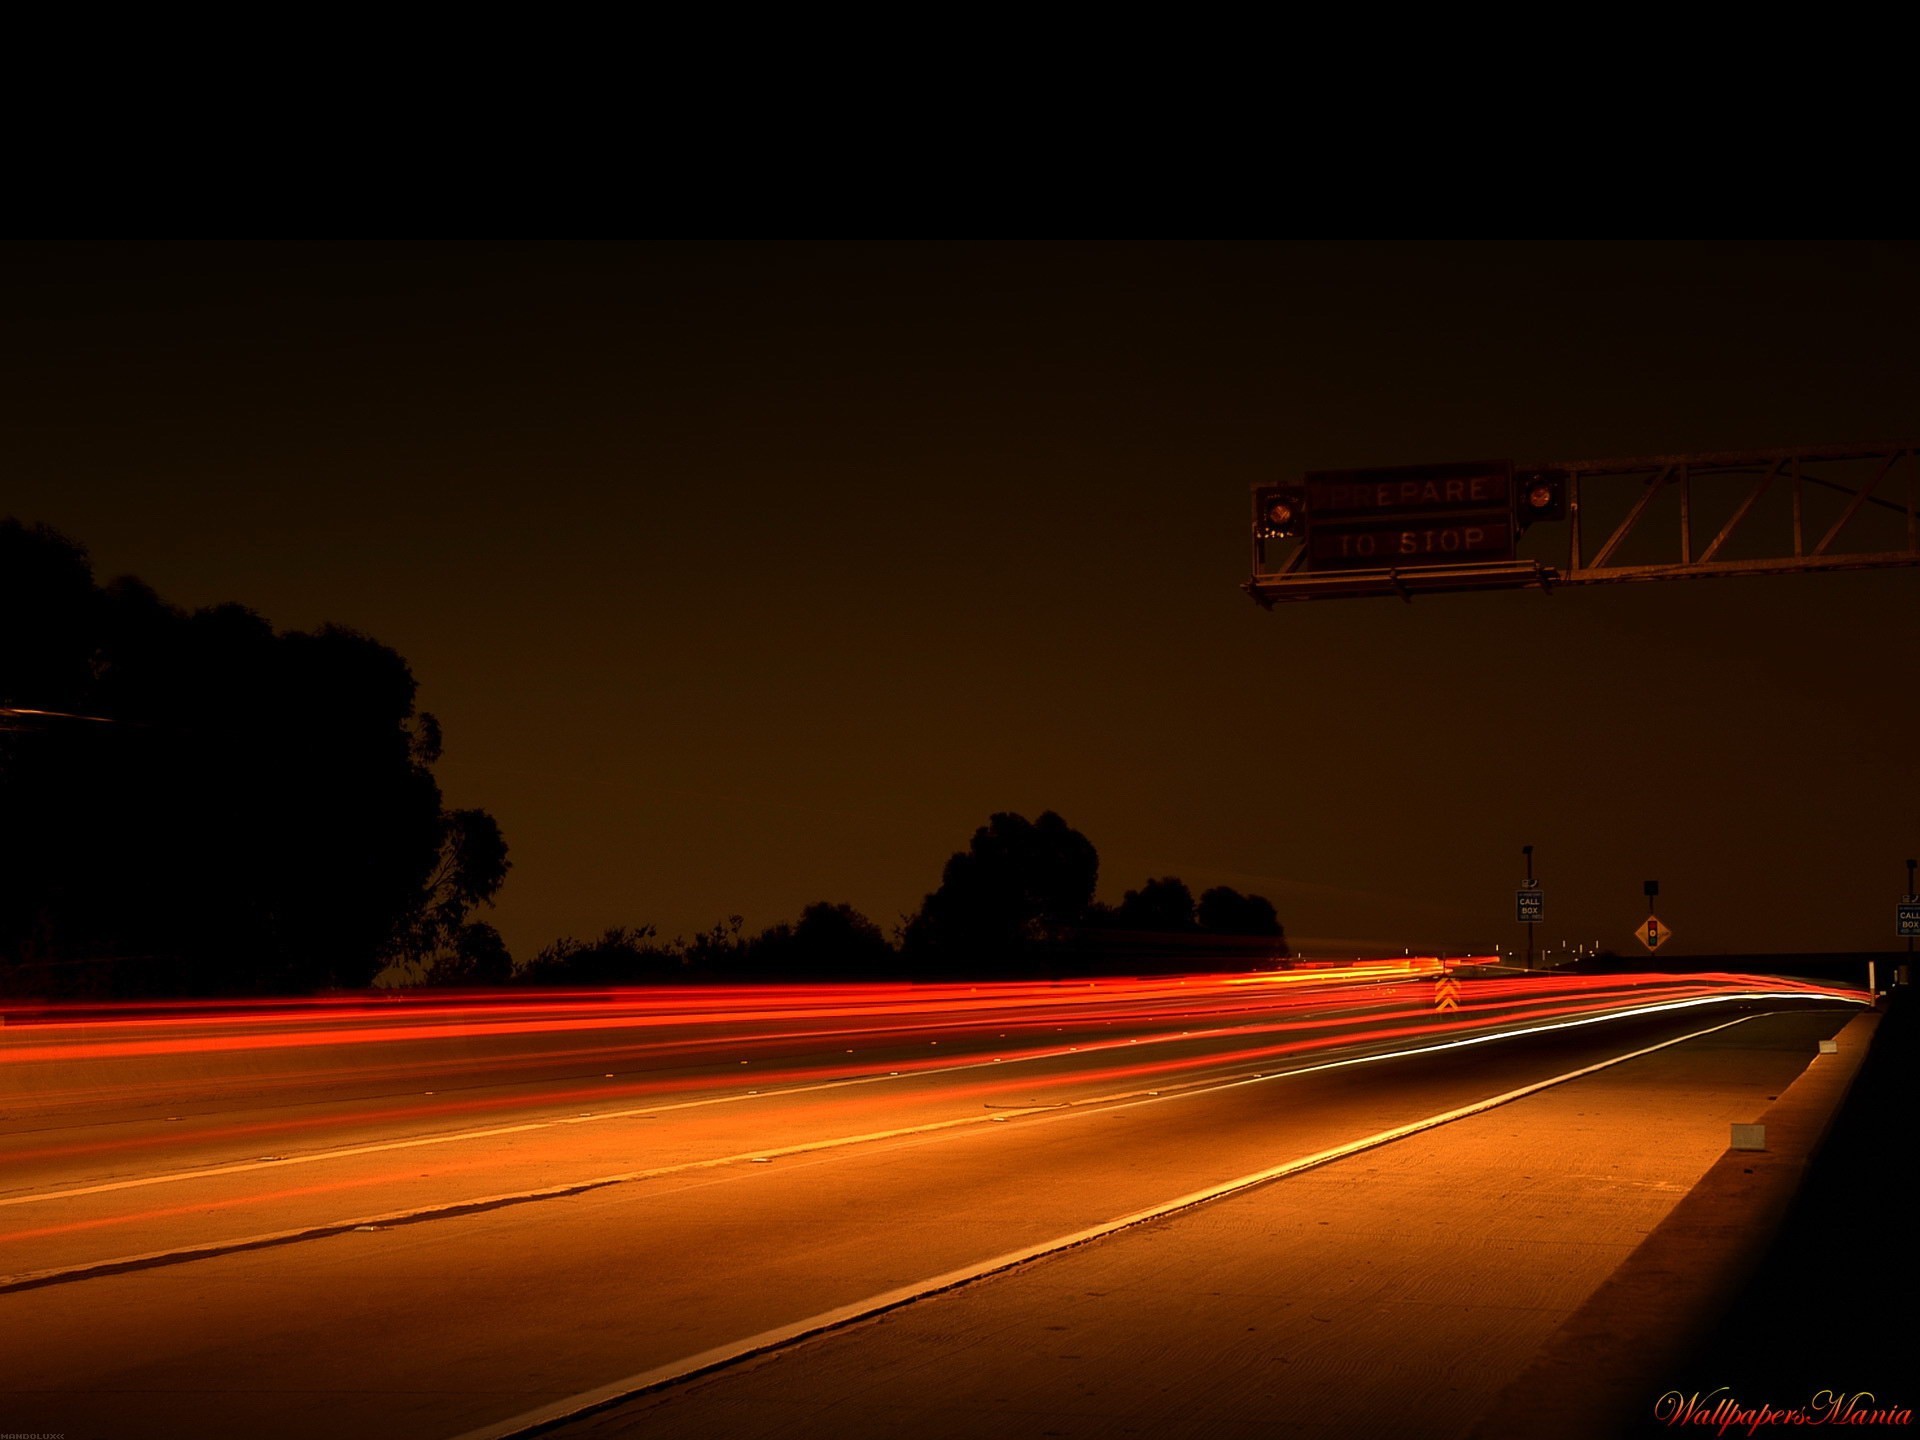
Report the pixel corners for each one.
[1,520,1285,997]
[511,813,1286,989]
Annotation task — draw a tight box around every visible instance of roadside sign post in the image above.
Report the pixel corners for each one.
[1903,860,1918,984]
[1636,880,1668,953]
[1518,845,1539,968]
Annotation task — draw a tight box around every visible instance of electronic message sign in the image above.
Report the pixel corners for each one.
[1301,460,1516,571]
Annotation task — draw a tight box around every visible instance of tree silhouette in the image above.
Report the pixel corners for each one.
[902,810,1099,976]
[0,520,95,711]
[396,809,512,981]
[1197,885,1288,950]
[0,518,507,996]
[1114,876,1198,933]
[521,926,679,986]
[748,902,894,980]
[424,922,515,986]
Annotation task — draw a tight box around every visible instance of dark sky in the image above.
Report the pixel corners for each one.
[5,241,1916,960]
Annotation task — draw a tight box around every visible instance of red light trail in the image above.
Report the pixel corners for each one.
[0,961,1867,1344]
[2,964,1861,1178]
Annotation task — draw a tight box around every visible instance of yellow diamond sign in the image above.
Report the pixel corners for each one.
[1636,914,1672,951]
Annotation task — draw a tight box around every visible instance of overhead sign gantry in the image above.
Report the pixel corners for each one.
[1247,442,1920,604]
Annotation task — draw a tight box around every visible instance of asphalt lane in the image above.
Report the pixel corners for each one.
[0,1000,1854,1440]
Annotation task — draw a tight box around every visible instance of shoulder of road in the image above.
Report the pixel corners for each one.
[1473,992,1905,1439]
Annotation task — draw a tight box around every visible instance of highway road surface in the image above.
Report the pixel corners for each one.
[0,964,1868,1439]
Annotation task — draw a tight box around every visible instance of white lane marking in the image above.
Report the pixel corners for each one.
[446,1013,1766,1440]
[0,1117,565,1207]
[0,989,1847,1213]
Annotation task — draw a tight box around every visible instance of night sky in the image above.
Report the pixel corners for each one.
[5,241,1915,961]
